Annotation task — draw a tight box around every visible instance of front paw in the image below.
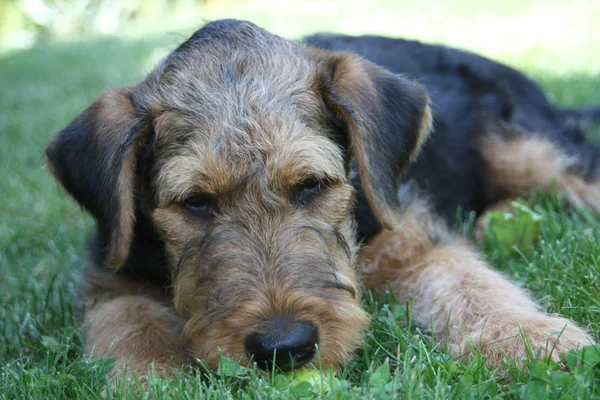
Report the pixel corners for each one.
[459,314,595,367]
[522,315,595,362]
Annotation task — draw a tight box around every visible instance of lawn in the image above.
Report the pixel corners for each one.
[1,1,600,398]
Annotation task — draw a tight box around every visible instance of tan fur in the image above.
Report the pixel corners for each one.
[83,272,189,379]
[154,181,369,369]
[361,199,594,368]
[121,28,426,372]
[184,285,368,368]
[411,104,434,161]
[113,147,137,268]
[83,42,378,373]
[310,49,432,229]
[152,124,347,207]
[45,87,141,268]
[480,134,600,210]
[95,88,140,267]
[85,297,187,377]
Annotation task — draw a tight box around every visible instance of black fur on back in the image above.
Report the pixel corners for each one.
[306,34,600,238]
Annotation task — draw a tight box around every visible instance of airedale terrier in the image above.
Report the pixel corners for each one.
[46,20,598,377]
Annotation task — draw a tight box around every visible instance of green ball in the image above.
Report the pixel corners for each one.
[286,369,332,393]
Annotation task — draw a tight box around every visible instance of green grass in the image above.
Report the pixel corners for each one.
[1,1,600,398]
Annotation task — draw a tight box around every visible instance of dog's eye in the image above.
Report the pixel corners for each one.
[293,178,326,206]
[182,195,216,218]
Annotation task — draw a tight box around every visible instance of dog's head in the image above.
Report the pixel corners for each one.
[47,20,431,371]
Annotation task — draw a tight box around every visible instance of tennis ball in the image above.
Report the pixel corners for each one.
[290,369,323,385]
[286,369,334,393]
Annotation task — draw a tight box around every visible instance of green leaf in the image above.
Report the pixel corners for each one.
[581,344,600,366]
[459,374,474,388]
[524,379,550,400]
[552,371,573,387]
[485,201,543,252]
[271,374,289,391]
[217,356,250,377]
[566,349,579,371]
[559,395,575,400]
[291,381,313,397]
[40,335,61,351]
[531,362,551,382]
[369,358,391,388]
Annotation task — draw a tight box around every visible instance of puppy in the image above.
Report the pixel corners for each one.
[46,20,597,378]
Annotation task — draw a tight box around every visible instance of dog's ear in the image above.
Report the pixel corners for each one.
[46,87,147,268]
[315,51,432,228]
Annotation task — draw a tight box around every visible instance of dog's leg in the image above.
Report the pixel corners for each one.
[82,270,189,380]
[479,133,600,211]
[361,197,594,367]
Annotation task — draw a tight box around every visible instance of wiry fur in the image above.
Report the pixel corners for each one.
[46,20,598,379]
[361,191,593,367]
[308,34,600,230]
[480,132,600,210]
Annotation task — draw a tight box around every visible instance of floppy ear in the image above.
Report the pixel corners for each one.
[46,87,146,268]
[315,52,433,228]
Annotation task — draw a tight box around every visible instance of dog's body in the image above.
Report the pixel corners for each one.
[46,20,598,378]
[307,34,600,237]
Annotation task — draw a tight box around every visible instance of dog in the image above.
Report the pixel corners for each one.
[46,20,598,378]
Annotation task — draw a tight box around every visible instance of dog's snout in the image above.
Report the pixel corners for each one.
[245,319,318,371]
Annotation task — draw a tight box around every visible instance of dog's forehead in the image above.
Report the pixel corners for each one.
[147,22,328,145]
[152,21,319,115]
[151,119,346,205]
[145,22,346,202]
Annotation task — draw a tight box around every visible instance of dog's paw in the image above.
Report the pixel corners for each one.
[520,315,595,361]
[457,313,595,368]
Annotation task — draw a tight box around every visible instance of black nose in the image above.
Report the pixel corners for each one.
[245,319,318,372]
